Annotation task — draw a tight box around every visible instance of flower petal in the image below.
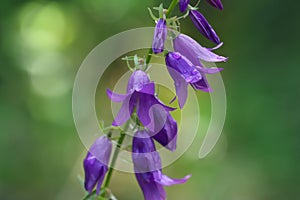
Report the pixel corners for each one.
[173,34,228,64]
[112,94,135,126]
[189,10,220,44]
[96,167,107,195]
[191,75,212,92]
[84,136,112,193]
[135,173,166,200]
[179,0,190,12]
[137,82,155,95]
[206,0,223,10]
[152,19,167,54]
[137,93,175,128]
[157,174,191,186]
[127,70,151,93]
[196,65,224,74]
[166,52,202,83]
[167,66,189,108]
[132,130,162,173]
[152,113,178,151]
[106,89,129,102]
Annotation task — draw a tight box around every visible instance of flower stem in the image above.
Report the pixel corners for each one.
[100,121,130,197]
[145,0,179,65]
[166,0,179,17]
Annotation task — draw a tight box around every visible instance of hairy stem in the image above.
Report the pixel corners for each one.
[146,0,179,65]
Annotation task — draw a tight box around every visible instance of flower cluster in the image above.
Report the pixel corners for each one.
[82,0,227,199]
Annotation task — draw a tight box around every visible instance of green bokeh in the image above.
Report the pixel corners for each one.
[0,0,299,199]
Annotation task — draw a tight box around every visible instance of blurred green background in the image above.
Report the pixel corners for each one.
[1,0,299,199]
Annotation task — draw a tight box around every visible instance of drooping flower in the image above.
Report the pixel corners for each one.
[173,33,227,93]
[152,18,167,54]
[173,33,227,64]
[83,135,112,195]
[206,0,223,10]
[132,130,191,200]
[107,70,177,151]
[179,0,190,13]
[165,52,223,108]
[189,10,221,44]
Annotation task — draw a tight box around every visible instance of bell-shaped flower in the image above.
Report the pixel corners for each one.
[189,10,221,44]
[179,0,190,13]
[173,33,227,64]
[165,52,223,108]
[152,18,167,54]
[207,0,223,10]
[107,70,177,151]
[174,33,226,93]
[83,135,112,195]
[132,130,191,200]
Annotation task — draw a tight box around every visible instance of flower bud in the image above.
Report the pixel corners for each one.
[189,10,221,44]
[179,0,190,13]
[152,19,167,54]
[207,0,223,10]
[83,136,112,195]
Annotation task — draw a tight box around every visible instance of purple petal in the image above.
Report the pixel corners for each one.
[127,70,151,93]
[167,66,189,108]
[165,52,202,83]
[137,93,175,128]
[207,42,223,51]
[152,113,178,151]
[135,173,166,200]
[84,154,103,193]
[189,10,221,44]
[152,19,167,54]
[191,75,212,92]
[112,94,135,126]
[147,104,168,134]
[195,65,224,74]
[206,0,223,10]
[132,130,162,173]
[96,167,106,195]
[106,89,129,102]
[83,136,112,194]
[137,82,155,95]
[137,94,155,128]
[179,0,190,12]
[173,34,228,64]
[156,174,191,186]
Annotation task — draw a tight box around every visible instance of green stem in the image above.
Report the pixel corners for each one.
[100,121,130,197]
[166,0,179,17]
[145,0,179,65]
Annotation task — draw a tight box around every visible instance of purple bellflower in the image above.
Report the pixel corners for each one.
[152,18,167,54]
[179,0,190,13]
[173,33,227,64]
[173,33,227,94]
[207,0,223,10]
[83,135,112,195]
[165,51,224,108]
[132,130,191,200]
[189,10,220,44]
[107,70,177,151]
